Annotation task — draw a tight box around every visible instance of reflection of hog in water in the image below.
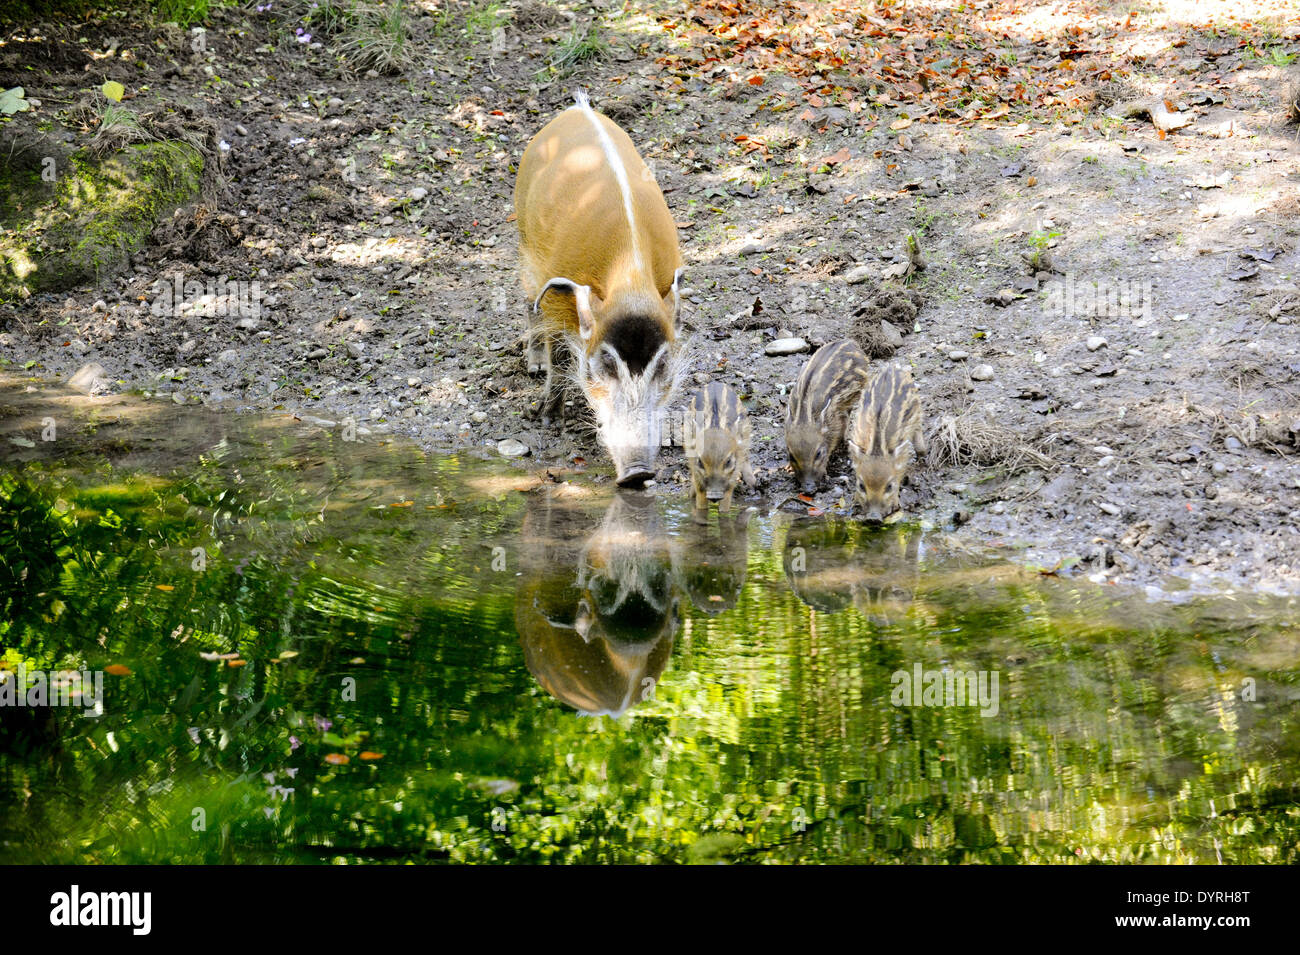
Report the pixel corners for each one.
[514,491,678,716]
[673,509,752,614]
[781,516,860,614]
[850,524,923,624]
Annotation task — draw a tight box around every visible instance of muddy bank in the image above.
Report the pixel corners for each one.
[2,1,1299,596]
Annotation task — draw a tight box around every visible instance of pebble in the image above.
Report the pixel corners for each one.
[497,438,530,458]
[1097,455,1115,468]
[410,186,428,201]
[472,410,488,423]
[235,124,249,136]
[310,236,327,248]
[1211,461,1228,476]
[216,349,239,364]
[68,362,109,395]
[380,215,394,226]
[843,265,873,284]
[236,317,259,331]
[1086,336,1107,352]
[947,349,969,361]
[306,347,328,360]
[970,364,994,381]
[407,377,420,387]
[765,337,809,356]
[347,342,365,359]
[1097,501,1121,516]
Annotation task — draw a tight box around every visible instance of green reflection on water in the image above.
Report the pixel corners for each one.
[1,408,1298,864]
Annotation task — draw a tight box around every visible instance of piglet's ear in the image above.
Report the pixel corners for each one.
[894,439,914,461]
[535,277,600,340]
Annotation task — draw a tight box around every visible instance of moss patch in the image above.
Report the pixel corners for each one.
[0,140,203,301]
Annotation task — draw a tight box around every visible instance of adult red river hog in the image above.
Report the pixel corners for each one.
[514,91,685,487]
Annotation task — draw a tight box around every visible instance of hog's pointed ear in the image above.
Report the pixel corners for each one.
[534,277,600,341]
[894,439,914,461]
[664,267,685,326]
[846,438,862,456]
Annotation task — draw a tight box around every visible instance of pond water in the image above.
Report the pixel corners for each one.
[1,391,1298,864]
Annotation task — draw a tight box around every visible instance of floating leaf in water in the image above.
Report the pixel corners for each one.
[155,584,174,592]
[227,659,247,667]
[101,81,125,102]
[104,664,132,676]
[359,751,384,761]
[324,753,350,765]
[390,500,414,507]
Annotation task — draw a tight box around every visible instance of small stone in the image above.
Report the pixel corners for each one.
[1097,455,1115,468]
[843,265,873,284]
[410,186,428,201]
[947,349,969,361]
[68,362,109,395]
[347,342,365,359]
[1224,436,1243,452]
[235,123,249,136]
[765,337,809,356]
[407,377,420,387]
[1086,336,1107,352]
[306,347,328,360]
[216,349,239,364]
[970,363,994,381]
[1097,501,1121,516]
[497,438,530,458]
[91,299,107,312]
[1211,461,1228,476]
[236,317,259,331]
[380,215,394,226]
[879,320,904,350]
[472,410,489,423]
[310,236,327,248]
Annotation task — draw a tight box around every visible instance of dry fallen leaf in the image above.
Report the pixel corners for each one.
[104,664,132,676]
[359,751,384,761]
[155,584,174,592]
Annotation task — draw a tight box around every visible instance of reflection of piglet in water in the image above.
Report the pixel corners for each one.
[515,92,686,487]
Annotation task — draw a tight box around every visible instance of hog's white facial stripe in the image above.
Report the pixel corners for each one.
[571,97,644,273]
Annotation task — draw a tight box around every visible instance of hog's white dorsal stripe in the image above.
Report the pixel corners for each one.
[570,91,644,271]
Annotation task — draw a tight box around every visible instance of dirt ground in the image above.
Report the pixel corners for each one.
[2,0,1299,596]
